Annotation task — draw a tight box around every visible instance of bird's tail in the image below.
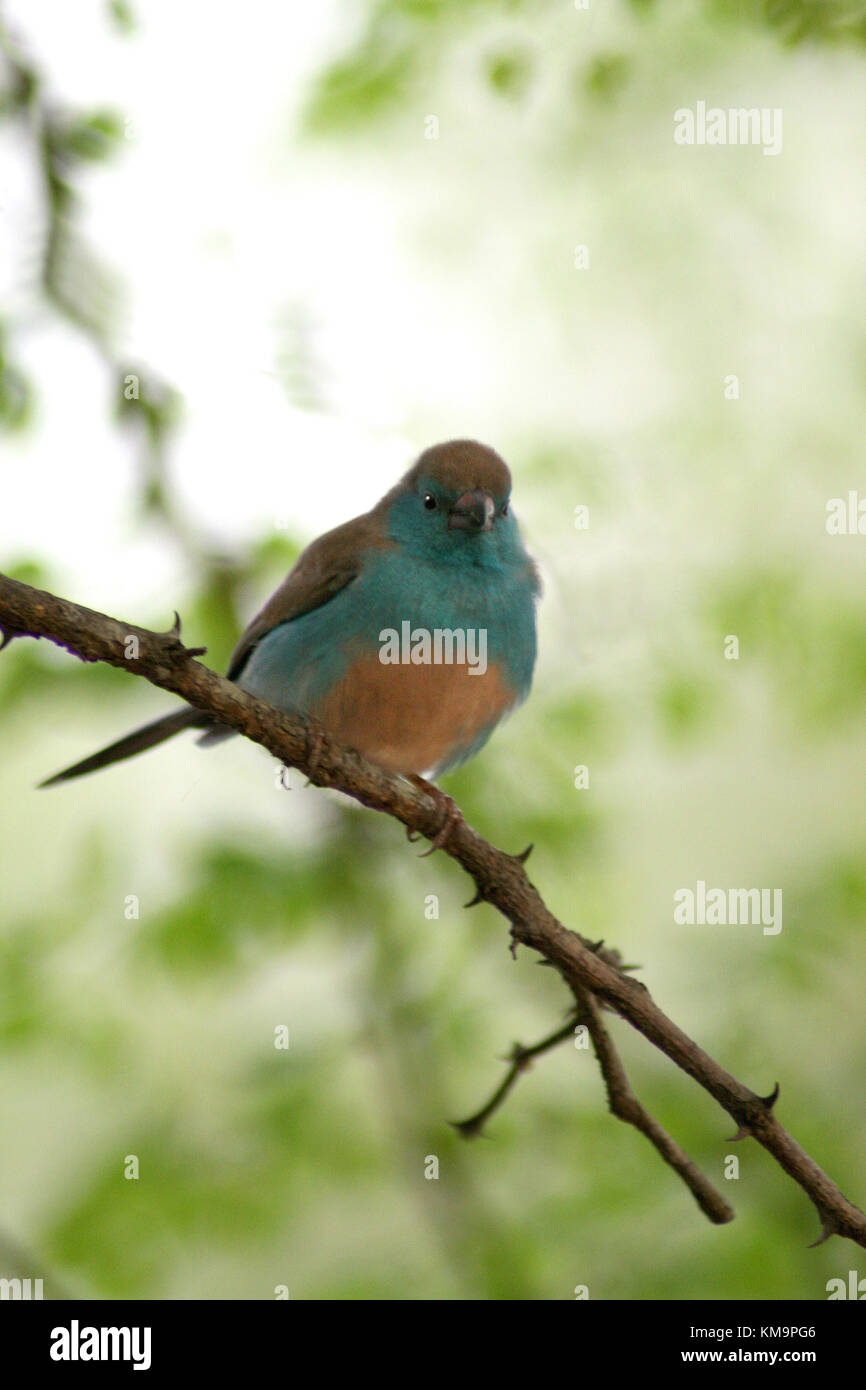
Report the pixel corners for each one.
[39,706,213,787]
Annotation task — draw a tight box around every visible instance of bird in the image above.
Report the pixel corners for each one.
[40,440,540,851]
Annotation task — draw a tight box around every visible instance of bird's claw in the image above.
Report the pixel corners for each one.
[418,791,463,857]
[409,776,464,856]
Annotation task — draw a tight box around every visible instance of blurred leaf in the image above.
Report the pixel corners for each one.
[706,570,866,727]
[656,671,718,741]
[0,65,35,117]
[44,217,122,343]
[1,558,52,589]
[584,53,631,103]
[247,532,303,576]
[107,0,137,34]
[136,842,364,973]
[53,110,126,163]
[49,1137,275,1297]
[485,47,533,100]
[304,40,415,133]
[0,357,33,432]
[115,371,182,446]
[711,0,866,47]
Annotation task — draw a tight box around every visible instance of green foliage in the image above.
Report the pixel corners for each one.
[50,1136,277,1297]
[304,40,416,133]
[54,110,126,163]
[705,569,866,727]
[303,0,866,140]
[114,372,182,450]
[655,671,718,742]
[107,0,137,34]
[303,0,541,132]
[712,0,866,48]
[0,328,33,433]
[485,47,533,100]
[584,53,631,103]
[136,842,352,972]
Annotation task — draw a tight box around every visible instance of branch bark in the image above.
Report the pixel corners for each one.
[2,571,864,1249]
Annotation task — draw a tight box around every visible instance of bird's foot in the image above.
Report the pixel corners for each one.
[409,776,464,856]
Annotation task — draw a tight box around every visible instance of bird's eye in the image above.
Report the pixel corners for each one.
[423,493,437,510]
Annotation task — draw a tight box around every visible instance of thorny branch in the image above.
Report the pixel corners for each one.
[1,570,865,1249]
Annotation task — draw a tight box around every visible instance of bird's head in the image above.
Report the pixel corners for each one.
[384,440,523,567]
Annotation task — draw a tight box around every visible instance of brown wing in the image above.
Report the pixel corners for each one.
[225,509,392,680]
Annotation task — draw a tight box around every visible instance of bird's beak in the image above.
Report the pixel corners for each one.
[448,491,496,533]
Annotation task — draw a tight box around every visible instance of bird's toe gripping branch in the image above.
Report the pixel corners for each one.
[407,775,465,856]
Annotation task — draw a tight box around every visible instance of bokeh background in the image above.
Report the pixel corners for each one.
[1,0,865,1300]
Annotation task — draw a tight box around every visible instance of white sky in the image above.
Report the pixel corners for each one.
[1,0,422,610]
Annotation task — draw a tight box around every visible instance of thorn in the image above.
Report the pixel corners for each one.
[513,843,533,864]
[808,1214,840,1248]
[0,627,19,653]
[406,825,422,843]
[758,1083,780,1111]
[448,1118,486,1141]
[726,1124,751,1142]
[508,926,519,960]
[464,888,484,908]
[727,1084,780,1140]
[162,614,206,660]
